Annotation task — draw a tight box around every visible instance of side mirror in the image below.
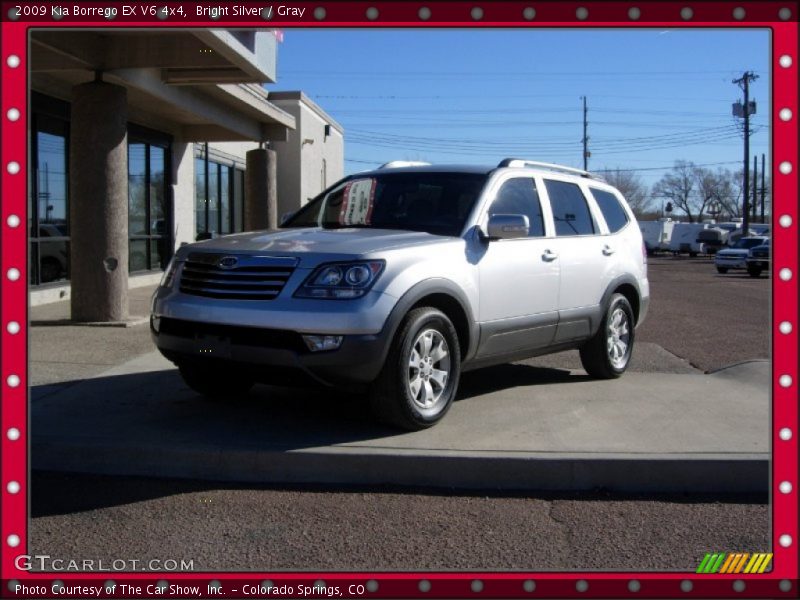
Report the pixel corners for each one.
[486,214,529,240]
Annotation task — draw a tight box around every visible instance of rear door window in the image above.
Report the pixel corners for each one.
[544,179,596,236]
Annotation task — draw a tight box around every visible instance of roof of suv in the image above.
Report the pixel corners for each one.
[358,164,495,177]
[357,160,606,183]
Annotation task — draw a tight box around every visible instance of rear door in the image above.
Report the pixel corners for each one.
[539,176,611,343]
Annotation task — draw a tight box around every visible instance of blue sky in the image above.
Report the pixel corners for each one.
[268,28,770,189]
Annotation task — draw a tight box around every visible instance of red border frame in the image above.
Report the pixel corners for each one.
[1,2,798,598]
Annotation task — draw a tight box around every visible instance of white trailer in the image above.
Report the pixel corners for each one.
[669,222,712,256]
[639,218,675,255]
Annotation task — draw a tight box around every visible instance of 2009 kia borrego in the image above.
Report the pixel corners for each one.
[151,159,650,430]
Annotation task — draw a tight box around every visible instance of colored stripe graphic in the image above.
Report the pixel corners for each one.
[757,553,773,573]
[697,553,713,574]
[732,553,750,573]
[719,553,736,573]
[747,554,764,573]
[698,552,772,574]
[710,553,726,573]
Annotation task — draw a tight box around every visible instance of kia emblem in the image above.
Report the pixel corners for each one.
[218,256,238,269]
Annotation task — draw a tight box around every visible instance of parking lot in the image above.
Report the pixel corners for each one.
[28,255,771,571]
[636,255,770,372]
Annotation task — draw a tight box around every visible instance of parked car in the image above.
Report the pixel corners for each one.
[38,223,69,283]
[746,239,770,278]
[727,225,770,247]
[151,159,650,430]
[714,236,770,274]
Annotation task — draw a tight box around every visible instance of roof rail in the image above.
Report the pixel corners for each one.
[379,160,432,169]
[497,158,594,179]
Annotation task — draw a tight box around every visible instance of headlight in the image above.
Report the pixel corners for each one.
[160,258,180,288]
[295,260,385,299]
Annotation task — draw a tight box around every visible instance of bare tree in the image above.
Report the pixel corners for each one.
[694,167,733,221]
[652,160,697,222]
[600,168,650,216]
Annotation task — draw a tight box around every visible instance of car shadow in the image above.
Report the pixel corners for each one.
[456,363,586,400]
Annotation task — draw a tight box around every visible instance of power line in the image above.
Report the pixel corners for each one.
[344,158,744,173]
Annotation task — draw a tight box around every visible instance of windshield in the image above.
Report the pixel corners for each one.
[735,238,767,249]
[283,172,488,236]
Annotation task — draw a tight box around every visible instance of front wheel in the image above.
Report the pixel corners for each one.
[716,266,729,274]
[369,307,461,430]
[178,363,254,399]
[747,265,763,278]
[579,293,635,379]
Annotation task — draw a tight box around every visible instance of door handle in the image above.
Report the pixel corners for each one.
[602,245,615,256]
[542,250,558,262]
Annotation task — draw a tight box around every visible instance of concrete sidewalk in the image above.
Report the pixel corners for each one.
[31,346,769,493]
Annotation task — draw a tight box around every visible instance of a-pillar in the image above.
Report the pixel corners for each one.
[244,148,277,230]
[69,81,129,322]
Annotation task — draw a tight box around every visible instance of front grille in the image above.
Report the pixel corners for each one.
[179,253,298,300]
[752,251,768,258]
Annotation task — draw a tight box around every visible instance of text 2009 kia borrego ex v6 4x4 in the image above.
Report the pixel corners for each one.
[151,159,650,430]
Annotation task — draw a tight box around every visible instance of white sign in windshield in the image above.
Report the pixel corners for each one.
[338,178,376,226]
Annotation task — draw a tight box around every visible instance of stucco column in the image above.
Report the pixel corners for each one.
[69,81,129,322]
[245,148,277,230]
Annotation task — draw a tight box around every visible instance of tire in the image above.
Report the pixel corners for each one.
[579,293,635,379]
[716,266,729,274]
[747,266,763,278]
[178,363,253,398]
[369,307,461,430]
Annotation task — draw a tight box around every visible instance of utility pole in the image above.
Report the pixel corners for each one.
[760,153,766,223]
[732,71,758,237]
[581,96,589,171]
[753,155,758,222]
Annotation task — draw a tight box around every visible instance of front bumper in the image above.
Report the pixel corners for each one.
[715,256,748,269]
[152,316,391,387]
[150,285,400,387]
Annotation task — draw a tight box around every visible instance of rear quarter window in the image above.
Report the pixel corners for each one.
[590,188,630,233]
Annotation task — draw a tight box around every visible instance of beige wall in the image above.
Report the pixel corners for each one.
[270,93,344,218]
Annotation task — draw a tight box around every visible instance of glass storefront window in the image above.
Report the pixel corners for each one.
[128,143,147,236]
[128,136,170,273]
[195,151,245,237]
[30,94,173,285]
[30,106,70,286]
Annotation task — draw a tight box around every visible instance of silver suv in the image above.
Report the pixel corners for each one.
[151,159,649,430]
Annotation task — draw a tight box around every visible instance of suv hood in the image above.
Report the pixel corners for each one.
[178,228,456,259]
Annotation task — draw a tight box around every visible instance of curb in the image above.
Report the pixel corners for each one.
[32,441,768,494]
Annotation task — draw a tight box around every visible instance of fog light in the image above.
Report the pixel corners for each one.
[303,335,343,352]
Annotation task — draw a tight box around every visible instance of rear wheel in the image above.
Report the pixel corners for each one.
[369,307,460,430]
[580,293,635,379]
[178,363,254,398]
[716,266,729,274]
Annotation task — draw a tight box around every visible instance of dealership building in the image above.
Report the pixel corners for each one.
[28,29,343,319]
